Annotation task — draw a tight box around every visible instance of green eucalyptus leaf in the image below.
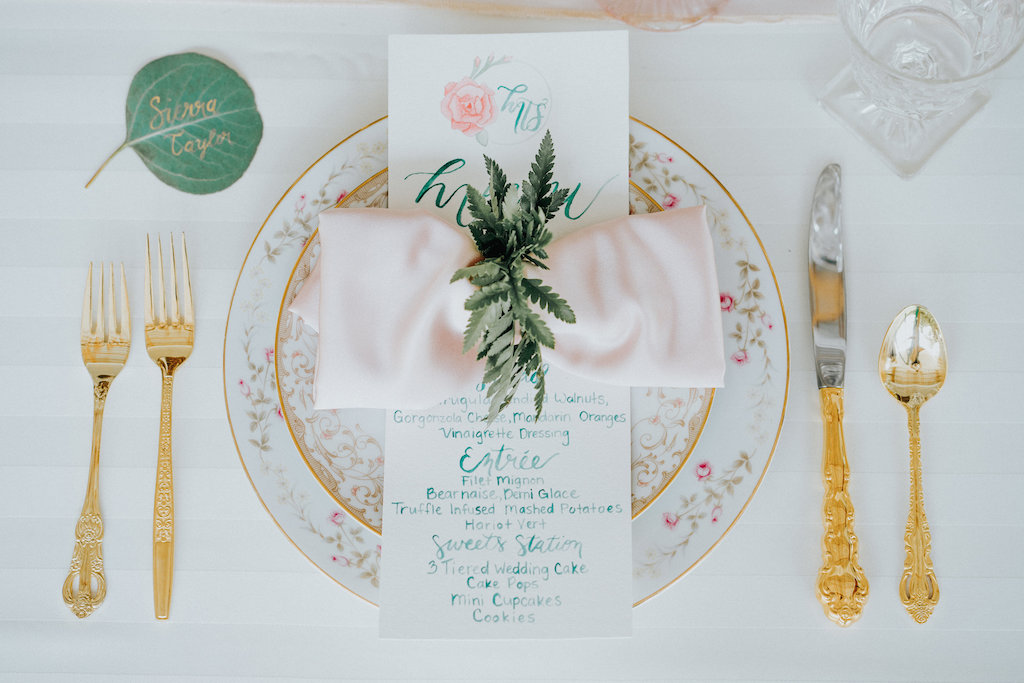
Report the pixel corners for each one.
[87,52,263,194]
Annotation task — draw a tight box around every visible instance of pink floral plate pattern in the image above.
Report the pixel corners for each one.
[224,116,789,604]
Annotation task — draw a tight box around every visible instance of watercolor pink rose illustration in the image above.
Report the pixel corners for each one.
[441,54,510,146]
[441,77,496,136]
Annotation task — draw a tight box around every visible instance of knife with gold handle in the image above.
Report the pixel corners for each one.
[808,164,868,626]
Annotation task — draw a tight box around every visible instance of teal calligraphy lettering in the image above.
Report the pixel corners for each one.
[404,159,474,226]
[432,533,506,560]
[559,174,619,220]
[403,166,618,225]
[496,84,548,134]
[459,444,558,478]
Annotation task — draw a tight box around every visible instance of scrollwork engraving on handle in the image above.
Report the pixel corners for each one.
[901,401,938,623]
[153,357,184,619]
[153,358,182,544]
[64,379,112,618]
[62,512,106,618]
[816,387,869,626]
[92,380,110,402]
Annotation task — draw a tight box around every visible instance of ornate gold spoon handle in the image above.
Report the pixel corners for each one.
[816,387,869,626]
[901,403,938,623]
[63,380,110,618]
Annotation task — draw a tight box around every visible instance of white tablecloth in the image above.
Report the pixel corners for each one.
[2,1,1022,681]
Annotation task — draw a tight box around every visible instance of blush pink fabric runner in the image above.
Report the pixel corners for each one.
[289,206,725,410]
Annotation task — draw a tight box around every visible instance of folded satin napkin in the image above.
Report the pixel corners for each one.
[289,206,725,410]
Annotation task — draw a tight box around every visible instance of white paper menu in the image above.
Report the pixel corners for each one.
[380,372,633,638]
[387,31,629,238]
[381,31,632,638]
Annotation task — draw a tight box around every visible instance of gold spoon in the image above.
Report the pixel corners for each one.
[878,304,947,623]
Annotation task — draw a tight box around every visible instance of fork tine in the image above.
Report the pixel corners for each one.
[106,263,116,343]
[157,236,167,325]
[145,236,154,326]
[82,263,94,338]
[97,262,107,342]
[181,234,193,326]
[170,233,180,324]
[119,263,130,340]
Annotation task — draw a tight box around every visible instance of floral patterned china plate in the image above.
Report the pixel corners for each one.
[224,117,789,604]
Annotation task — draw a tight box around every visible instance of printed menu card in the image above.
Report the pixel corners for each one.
[380,32,633,638]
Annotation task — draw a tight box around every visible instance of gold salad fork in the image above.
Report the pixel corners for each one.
[63,263,130,618]
[145,234,194,619]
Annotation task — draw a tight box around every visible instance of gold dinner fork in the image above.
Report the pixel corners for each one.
[144,234,194,619]
[63,263,131,618]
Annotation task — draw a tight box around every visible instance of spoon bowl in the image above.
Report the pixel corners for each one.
[879,305,947,406]
[878,304,947,623]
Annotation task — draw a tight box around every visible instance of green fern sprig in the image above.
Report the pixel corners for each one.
[451,130,575,422]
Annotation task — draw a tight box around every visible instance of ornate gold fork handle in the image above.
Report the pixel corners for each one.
[153,358,183,619]
[816,387,869,626]
[901,403,938,623]
[63,379,110,618]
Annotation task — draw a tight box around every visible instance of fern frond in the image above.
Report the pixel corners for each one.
[464,280,510,311]
[455,131,576,422]
[545,187,570,221]
[525,130,556,216]
[465,185,497,227]
[531,363,546,419]
[483,155,510,215]
[521,278,576,323]
[451,261,503,286]
[462,304,496,353]
[477,306,513,359]
[519,308,555,349]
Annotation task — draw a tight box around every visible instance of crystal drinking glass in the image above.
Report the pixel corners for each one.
[821,0,1024,177]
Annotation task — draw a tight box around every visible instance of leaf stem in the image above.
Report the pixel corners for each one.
[85,141,127,189]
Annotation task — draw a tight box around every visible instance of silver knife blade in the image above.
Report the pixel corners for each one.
[809,163,846,389]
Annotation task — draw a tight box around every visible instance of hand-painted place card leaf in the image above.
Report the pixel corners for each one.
[87,52,263,194]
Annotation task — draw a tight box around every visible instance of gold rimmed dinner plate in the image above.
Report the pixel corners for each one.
[224,116,789,605]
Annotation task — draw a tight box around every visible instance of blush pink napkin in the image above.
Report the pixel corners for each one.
[289,206,725,410]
